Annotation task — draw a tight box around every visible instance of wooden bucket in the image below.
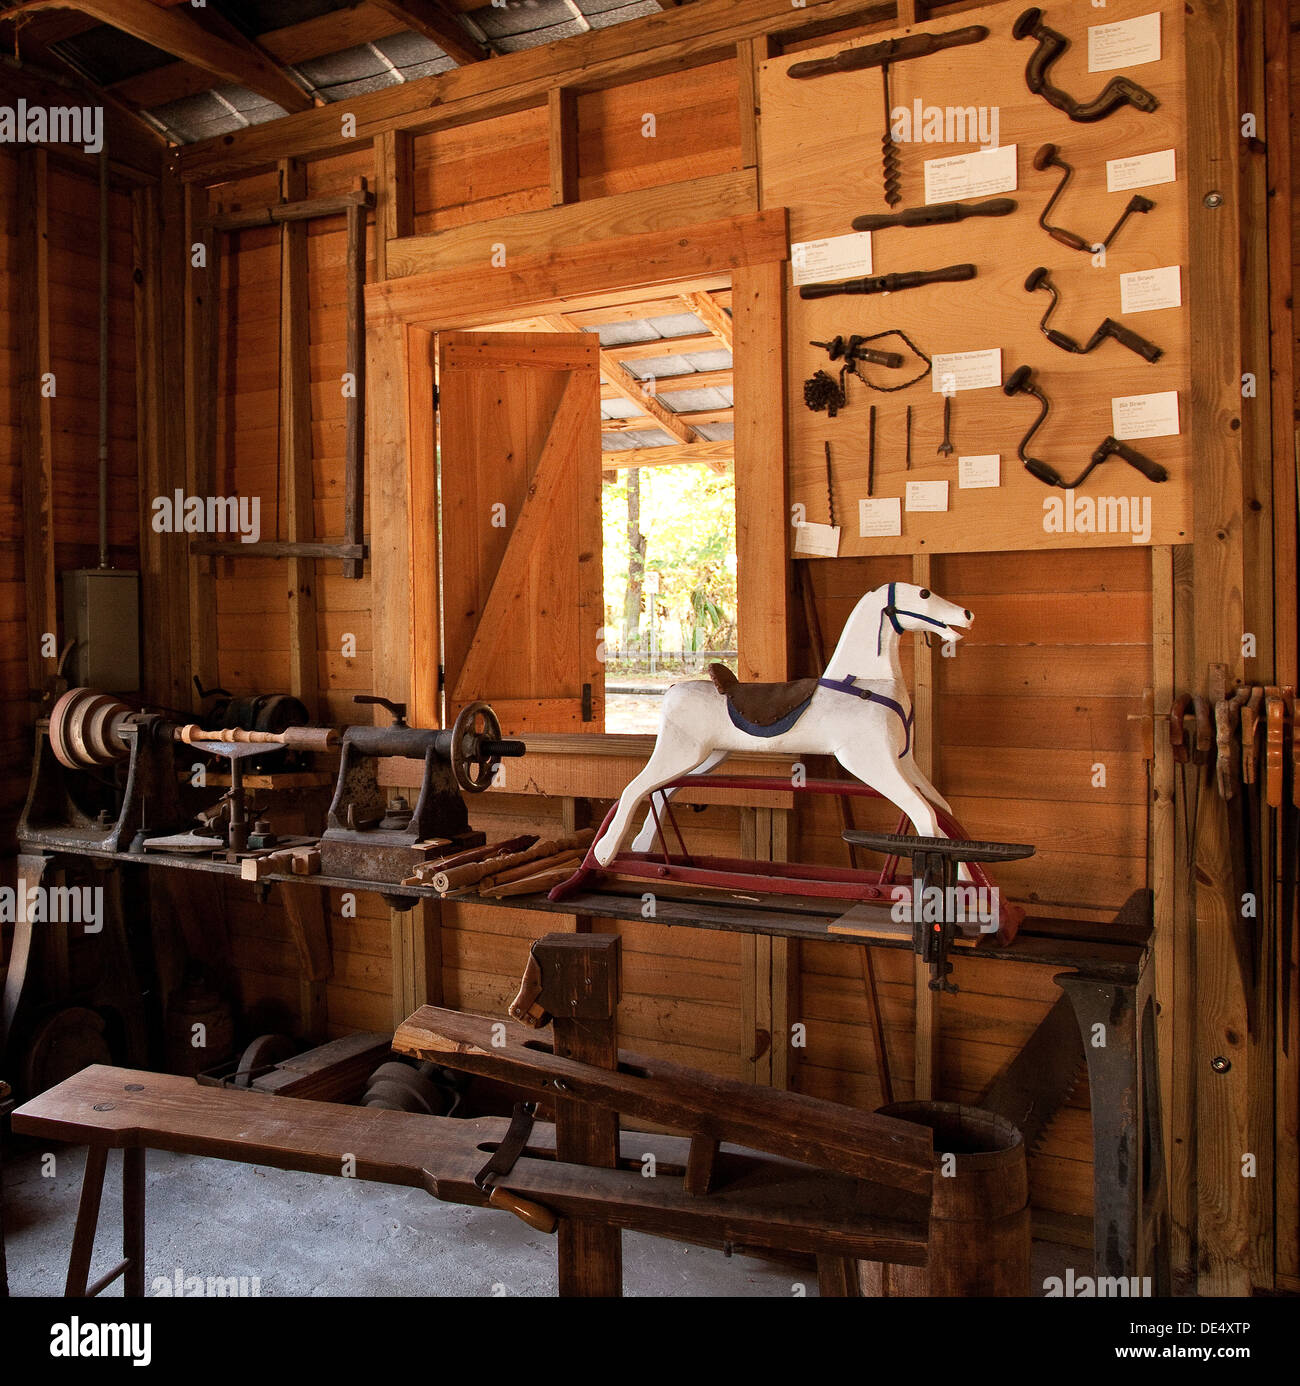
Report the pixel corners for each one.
[864,1101,1031,1298]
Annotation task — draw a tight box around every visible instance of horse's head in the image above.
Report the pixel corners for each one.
[878,582,973,645]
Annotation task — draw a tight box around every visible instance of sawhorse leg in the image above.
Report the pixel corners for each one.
[65,1146,146,1297]
[1056,964,1170,1292]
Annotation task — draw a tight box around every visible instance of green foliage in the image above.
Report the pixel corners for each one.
[602,463,736,656]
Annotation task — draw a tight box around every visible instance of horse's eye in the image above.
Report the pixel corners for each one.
[919,589,930,599]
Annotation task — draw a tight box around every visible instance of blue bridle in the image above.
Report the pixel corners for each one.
[876,581,952,655]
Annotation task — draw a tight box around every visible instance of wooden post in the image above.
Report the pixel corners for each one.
[184,183,220,690]
[911,553,940,1099]
[279,158,319,721]
[737,35,777,174]
[534,932,622,1297]
[279,882,332,1043]
[548,88,580,205]
[732,259,788,682]
[17,148,56,695]
[375,128,413,281]
[390,898,443,1028]
[1186,0,1258,1295]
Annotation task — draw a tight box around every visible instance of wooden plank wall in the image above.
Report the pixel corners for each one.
[789,548,1150,1222]
[204,66,747,1051]
[0,149,139,851]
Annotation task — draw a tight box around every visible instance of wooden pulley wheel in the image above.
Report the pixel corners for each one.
[22,1006,112,1096]
[362,1061,448,1115]
[232,1033,298,1089]
[48,688,130,770]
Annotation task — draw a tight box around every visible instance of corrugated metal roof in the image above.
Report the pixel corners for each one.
[42,0,674,144]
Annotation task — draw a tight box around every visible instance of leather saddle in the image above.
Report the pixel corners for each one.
[708,663,820,729]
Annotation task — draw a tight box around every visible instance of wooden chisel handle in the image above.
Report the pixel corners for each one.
[851,198,1017,232]
[1242,687,1264,786]
[1215,697,1241,802]
[787,25,990,78]
[1267,696,1286,808]
[487,1187,558,1234]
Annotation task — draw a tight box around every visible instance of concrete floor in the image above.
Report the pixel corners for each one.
[5,1140,1087,1298]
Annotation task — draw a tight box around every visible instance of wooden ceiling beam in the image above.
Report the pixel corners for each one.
[3,0,314,113]
[109,4,409,109]
[540,312,694,445]
[605,332,723,363]
[602,441,733,472]
[682,290,733,350]
[368,0,490,66]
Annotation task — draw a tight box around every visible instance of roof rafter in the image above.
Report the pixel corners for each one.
[368,0,490,66]
[2,0,314,113]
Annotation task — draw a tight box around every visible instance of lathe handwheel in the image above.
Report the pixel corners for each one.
[450,701,502,794]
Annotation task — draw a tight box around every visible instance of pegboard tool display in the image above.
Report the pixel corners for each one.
[762,0,1191,557]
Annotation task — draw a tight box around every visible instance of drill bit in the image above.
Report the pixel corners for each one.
[881,63,902,207]
[867,405,877,496]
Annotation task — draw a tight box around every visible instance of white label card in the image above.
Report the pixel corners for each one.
[790,232,873,286]
[1107,148,1176,193]
[932,349,1002,393]
[859,498,902,538]
[1089,12,1162,72]
[1120,265,1182,314]
[793,522,841,557]
[923,144,1017,204]
[906,480,949,512]
[958,454,1000,489]
[1112,390,1180,441]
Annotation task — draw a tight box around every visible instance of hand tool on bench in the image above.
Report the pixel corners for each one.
[799,262,976,301]
[786,24,990,207]
[1023,266,1163,362]
[1012,8,1160,122]
[852,198,1017,233]
[1031,143,1155,254]
[473,1102,557,1232]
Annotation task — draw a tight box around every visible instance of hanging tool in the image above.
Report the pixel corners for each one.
[787,25,989,206]
[788,24,991,79]
[1032,144,1156,254]
[1170,693,1212,900]
[799,262,976,300]
[1285,692,1299,1054]
[824,440,837,526]
[880,61,901,206]
[937,394,954,458]
[852,198,1017,234]
[1215,688,1256,1020]
[1023,267,1164,362]
[905,405,912,469]
[1012,8,1160,122]
[804,369,847,416]
[1002,365,1168,489]
[810,336,905,369]
[846,328,932,392]
[866,405,877,496]
[1242,687,1267,1013]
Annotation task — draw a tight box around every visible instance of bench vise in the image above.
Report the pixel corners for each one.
[318,696,524,884]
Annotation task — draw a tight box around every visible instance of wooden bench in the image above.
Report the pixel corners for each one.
[13,1063,932,1297]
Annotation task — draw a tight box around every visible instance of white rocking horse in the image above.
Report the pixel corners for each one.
[593,582,973,867]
